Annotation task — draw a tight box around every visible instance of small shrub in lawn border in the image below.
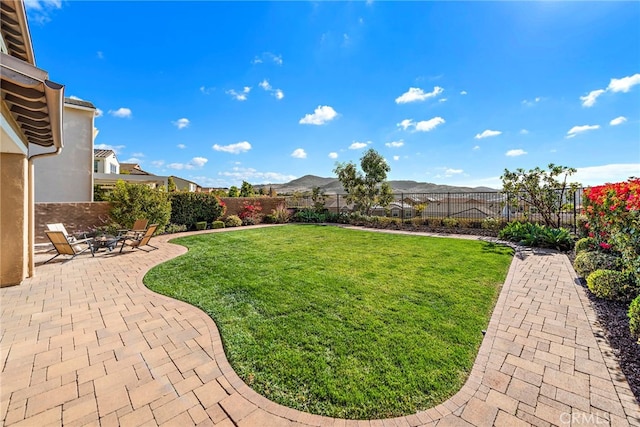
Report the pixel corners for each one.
[573,251,622,278]
[224,215,242,227]
[164,223,187,234]
[575,237,597,254]
[442,217,459,228]
[586,269,638,302]
[212,221,225,229]
[629,295,640,343]
[195,221,207,230]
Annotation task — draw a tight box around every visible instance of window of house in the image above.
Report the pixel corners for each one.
[94,160,99,173]
[110,164,117,174]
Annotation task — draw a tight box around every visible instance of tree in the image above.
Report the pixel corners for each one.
[107,180,171,233]
[228,186,240,197]
[167,176,177,192]
[333,148,392,215]
[501,163,580,228]
[240,181,254,197]
[269,186,277,197]
[311,186,327,212]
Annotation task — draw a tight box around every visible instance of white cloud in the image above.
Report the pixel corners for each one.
[109,107,132,118]
[24,0,61,23]
[415,117,445,132]
[167,157,208,170]
[445,168,463,175]
[608,73,640,93]
[505,149,527,157]
[252,52,283,66]
[218,167,296,184]
[395,86,444,104]
[95,108,103,118]
[274,89,284,100]
[397,117,445,132]
[132,152,144,158]
[520,129,529,135]
[474,129,502,139]
[259,79,272,91]
[609,116,627,126]
[573,163,640,186]
[460,90,467,95]
[97,51,104,59]
[291,148,307,159]
[328,152,338,159]
[172,118,190,129]
[566,124,600,138]
[397,119,414,130]
[69,95,83,100]
[385,140,404,148]
[200,86,215,95]
[123,157,141,164]
[473,145,480,150]
[191,157,208,167]
[212,141,252,154]
[349,141,371,150]
[522,97,542,107]
[393,155,400,161]
[177,144,186,149]
[151,160,165,167]
[226,86,251,101]
[94,143,125,154]
[580,89,605,108]
[299,105,338,125]
[439,98,448,103]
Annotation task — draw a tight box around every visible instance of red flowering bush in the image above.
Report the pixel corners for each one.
[582,178,640,293]
[238,201,263,225]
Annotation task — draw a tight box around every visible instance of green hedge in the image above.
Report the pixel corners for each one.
[107,181,171,233]
[170,193,225,230]
[573,251,622,278]
[586,269,638,302]
[629,296,640,343]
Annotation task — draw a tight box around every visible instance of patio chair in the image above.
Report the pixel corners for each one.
[117,219,149,240]
[119,224,159,253]
[46,223,93,244]
[44,230,94,263]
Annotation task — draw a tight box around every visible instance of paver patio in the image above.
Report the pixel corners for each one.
[1,226,639,426]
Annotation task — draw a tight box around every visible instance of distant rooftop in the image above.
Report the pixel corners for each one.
[65,97,96,109]
[94,149,115,158]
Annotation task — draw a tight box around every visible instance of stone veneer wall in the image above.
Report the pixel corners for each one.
[35,202,112,243]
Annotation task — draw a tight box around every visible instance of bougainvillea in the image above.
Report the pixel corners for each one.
[583,178,640,293]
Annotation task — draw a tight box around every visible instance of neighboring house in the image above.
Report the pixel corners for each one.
[94,157,169,192]
[370,202,414,218]
[171,175,200,192]
[33,97,96,202]
[1,0,65,286]
[94,149,119,174]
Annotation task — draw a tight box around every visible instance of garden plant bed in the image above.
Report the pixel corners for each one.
[145,225,513,419]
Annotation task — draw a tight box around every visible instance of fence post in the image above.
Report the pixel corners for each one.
[447,192,450,217]
[573,190,577,233]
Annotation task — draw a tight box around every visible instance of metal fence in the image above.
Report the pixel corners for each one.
[284,188,585,230]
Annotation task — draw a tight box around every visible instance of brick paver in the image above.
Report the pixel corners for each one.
[1,225,638,426]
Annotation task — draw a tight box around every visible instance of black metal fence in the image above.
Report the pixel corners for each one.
[284,188,585,230]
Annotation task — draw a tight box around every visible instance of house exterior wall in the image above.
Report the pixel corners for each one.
[34,103,95,202]
[0,153,28,287]
[95,153,119,174]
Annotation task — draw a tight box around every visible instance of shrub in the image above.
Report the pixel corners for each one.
[586,269,638,302]
[262,214,277,224]
[224,215,242,227]
[164,223,187,234]
[293,209,326,223]
[629,295,640,343]
[573,251,622,278]
[481,217,502,231]
[271,204,291,224]
[212,221,225,229]
[576,214,589,238]
[238,201,263,224]
[169,193,225,230]
[442,217,459,228]
[107,180,171,233]
[195,221,207,230]
[575,237,597,254]
[499,221,574,250]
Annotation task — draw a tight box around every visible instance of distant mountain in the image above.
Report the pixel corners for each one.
[256,175,498,194]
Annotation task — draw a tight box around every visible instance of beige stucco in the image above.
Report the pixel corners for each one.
[33,102,95,202]
[0,153,28,287]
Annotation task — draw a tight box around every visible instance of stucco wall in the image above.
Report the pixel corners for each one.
[1,153,28,287]
[33,103,95,202]
[35,202,112,244]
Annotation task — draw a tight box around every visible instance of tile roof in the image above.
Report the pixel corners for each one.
[93,149,115,158]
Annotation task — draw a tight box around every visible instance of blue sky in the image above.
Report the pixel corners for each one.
[27,1,639,189]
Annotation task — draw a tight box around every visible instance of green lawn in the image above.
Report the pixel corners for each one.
[145,225,513,419]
